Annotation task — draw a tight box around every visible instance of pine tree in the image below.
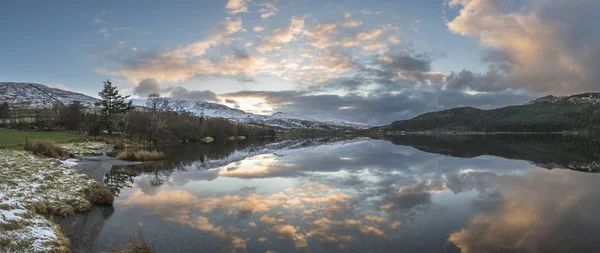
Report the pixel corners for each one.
[97,80,133,134]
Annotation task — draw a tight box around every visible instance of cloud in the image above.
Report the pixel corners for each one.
[446,0,600,94]
[253,25,266,32]
[118,18,252,83]
[169,87,219,102]
[93,18,105,24]
[258,2,278,19]
[131,47,137,51]
[98,28,109,37]
[226,0,251,14]
[363,39,384,51]
[256,16,305,53]
[222,87,533,125]
[355,28,383,41]
[387,35,401,44]
[133,78,162,97]
[339,20,362,28]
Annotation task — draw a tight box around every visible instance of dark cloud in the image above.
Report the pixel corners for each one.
[133,78,162,97]
[224,88,533,125]
[382,53,431,72]
[225,98,240,109]
[168,86,219,102]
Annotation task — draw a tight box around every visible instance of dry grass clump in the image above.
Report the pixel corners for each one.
[116,150,165,161]
[104,228,154,253]
[24,139,69,158]
[85,181,115,206]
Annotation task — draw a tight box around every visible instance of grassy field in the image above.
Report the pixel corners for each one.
[0,131,85,149]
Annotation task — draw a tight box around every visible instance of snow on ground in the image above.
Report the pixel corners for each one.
[0,149,100,252]
[58,142,107,156]
[131,98,369,130]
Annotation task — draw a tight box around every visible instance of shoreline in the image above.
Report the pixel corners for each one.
[0,142,118,253]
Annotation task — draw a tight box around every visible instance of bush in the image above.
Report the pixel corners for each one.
[116,150,165,161]
[23,139,69,158]
[85,181,114,206]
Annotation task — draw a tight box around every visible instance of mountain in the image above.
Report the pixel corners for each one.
[0,82,99,108]
[131,98,366,131]
[0,82,365,131]
[379,92,600,133]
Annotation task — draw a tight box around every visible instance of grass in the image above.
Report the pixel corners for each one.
[104,227,154,253]
[24,139,70,158]
[0,131,84,149]
[85,181,115,206]
[116,150,166,161]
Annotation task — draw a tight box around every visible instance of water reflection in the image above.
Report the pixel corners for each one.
[87,136,600,252]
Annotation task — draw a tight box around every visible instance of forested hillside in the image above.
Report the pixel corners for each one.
[380,93,600,133]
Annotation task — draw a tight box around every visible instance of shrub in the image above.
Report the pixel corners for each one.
[116,150,165,161]
[85,181,115,206]
[23,139,69,158]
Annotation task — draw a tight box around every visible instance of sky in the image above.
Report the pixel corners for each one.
[1,0,599,125]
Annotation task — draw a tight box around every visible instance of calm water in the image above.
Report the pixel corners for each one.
[62,136,600,253]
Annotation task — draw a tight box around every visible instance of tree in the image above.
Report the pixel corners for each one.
[0,102,10,121]
[97,80,133,134]
[57,101,85,131]
[146,93,169,113]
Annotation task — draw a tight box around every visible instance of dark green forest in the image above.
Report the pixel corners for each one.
[381,93,600,133]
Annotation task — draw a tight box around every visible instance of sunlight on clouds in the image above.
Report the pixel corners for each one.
[258,2,278,19]
[256,16,306,53]
[226,0,251,14]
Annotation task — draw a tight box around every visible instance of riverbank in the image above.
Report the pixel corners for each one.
[0,143,114,253]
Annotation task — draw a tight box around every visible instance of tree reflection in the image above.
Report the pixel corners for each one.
[104,166,138,196]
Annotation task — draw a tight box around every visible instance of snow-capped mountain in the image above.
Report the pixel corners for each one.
[0,82,99,108]
[0,82,366,130]
[131,98,367,130]
[528,93,600,105]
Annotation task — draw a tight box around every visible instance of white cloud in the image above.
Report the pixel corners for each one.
[253,25,266,32]
[258,2,278,19]
[131,47,138,51]
[355,28,383,41]
[446,0,600,94]
[339,20,362,28]
[387,35,401,44]
[98,28,109,37]
[363,39,384,51]
[256,16,305,53]
[226,0,251,14]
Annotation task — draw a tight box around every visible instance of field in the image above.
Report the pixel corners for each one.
[0,131,85,149]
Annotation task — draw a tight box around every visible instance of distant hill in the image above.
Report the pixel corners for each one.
[131,98,367,131]
[379,93,600,133]
[0,82,365,131]
[0,82,99,108]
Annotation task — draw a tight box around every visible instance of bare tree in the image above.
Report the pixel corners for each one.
[146,93,170,113]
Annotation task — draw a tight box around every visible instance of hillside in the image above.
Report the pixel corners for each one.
[131,98,366,131]
[380,93,600,133]
[0,82,365,131]
[0,82,99,108]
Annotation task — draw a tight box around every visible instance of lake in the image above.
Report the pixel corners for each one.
[58,135,600,253]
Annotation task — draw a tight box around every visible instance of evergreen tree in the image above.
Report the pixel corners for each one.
[97,80,133,134]
[0,102,10,120]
